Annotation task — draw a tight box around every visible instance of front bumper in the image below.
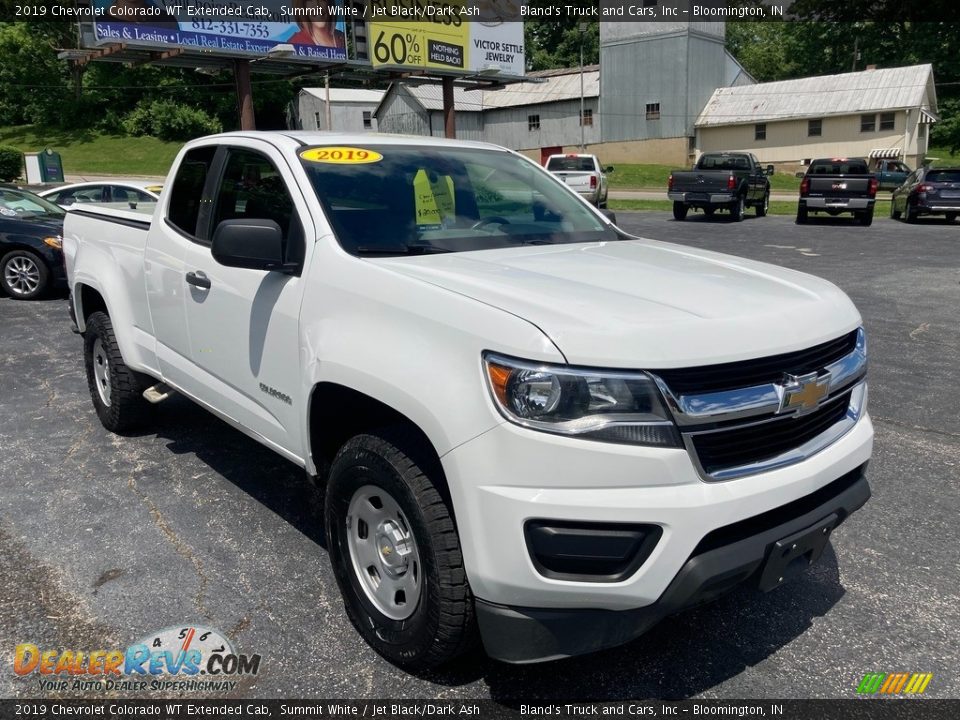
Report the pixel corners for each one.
[441,409,873,660]
[476,463,869,663]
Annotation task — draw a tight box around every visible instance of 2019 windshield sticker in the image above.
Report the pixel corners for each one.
[300,147,383,164]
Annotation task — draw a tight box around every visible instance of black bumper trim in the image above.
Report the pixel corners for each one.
[476,464,870,664]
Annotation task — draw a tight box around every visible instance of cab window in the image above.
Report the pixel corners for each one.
[167,146,217,238]
[211,148,304,266]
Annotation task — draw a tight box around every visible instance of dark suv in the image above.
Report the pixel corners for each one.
[891,167,960,223]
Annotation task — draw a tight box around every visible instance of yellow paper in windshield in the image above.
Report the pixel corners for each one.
[413,169,456,228]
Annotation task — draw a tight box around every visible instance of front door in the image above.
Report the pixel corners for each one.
[179,144,311,461]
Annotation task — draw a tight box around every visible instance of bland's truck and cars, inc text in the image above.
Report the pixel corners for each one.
[64,132,872,670]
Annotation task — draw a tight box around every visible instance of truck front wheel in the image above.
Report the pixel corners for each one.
[325,430,477,670]
[672,202,688,220]
[83,312,150,432]
[756,191,769,217]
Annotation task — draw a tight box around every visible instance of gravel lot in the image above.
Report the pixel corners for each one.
[1,212,957,700]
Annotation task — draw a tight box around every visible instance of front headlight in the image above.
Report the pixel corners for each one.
[483,353,681,447]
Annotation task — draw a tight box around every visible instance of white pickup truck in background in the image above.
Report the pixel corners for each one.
[545,153,612,207]
[64,132,872,670]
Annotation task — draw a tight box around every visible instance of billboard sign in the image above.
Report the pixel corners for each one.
[368,0,524,76]
[91,1,349,61]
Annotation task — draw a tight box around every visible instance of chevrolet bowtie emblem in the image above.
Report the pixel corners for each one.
[780,372,831,414]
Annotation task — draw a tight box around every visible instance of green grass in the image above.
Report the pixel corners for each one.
[0,125,178,177]
[608,163,800,192]
[926,147,960,166]
[610,198,893,217]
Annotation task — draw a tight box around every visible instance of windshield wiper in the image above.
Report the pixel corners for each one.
[356,244,452,256]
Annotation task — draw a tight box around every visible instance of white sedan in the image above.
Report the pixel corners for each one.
[38,181,162,213]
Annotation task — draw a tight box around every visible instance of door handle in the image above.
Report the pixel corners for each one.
[185,271,211,290]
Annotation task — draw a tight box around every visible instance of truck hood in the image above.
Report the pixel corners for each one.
[372,239,861,368]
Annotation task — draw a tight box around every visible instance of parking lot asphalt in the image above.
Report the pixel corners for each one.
[1,212,958,701]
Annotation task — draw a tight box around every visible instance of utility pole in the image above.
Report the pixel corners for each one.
[578,23,589,151]
[442,76,456,139]
[234,59,255,130]
[325,70,332,131]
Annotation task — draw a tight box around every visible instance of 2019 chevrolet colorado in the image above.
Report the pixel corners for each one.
[63,132,872,670]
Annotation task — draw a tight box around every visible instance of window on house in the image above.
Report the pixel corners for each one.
[580,108,593,127]
[314,112,321,129]
[879,112,895,131]
[918,123,926,139]
[808,118,822,137]
[362,111,372,129]
[528,114,540,131]
[645,103,660,120]
[861,114,876,132]
[755,123,767,141]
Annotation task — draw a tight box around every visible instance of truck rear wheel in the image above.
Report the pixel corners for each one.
[672,202,688,221]
[795,205,808,225]
[858,208,874,227]
[730,196,745,222]
[325,430,477,670]
[83,311,150,433]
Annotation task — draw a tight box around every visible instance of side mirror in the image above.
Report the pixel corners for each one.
[211,219,287,272]
[766,165,775,176]
[795,171,806,179]
[605,166,614,173]
[600,208,617,225]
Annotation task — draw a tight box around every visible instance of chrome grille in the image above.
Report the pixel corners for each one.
[651,328,867,481]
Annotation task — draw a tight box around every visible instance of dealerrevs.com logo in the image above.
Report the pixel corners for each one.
[14,625,261,693]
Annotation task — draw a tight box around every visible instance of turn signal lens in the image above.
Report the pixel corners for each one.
[43,236,62,249]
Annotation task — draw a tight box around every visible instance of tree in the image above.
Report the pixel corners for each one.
[524,19,598,71]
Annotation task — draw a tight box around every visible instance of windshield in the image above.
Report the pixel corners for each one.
[546,156,596,172]
[0,188,65,219]
[300,145,616,256]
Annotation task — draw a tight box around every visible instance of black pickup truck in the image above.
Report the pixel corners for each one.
[796,158,878,226]
[668,152,773,221]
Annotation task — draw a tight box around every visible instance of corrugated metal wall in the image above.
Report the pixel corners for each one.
[482,99,600,151]
[296,95,380,132]
[377,86,431,137]
[600,28,727,143]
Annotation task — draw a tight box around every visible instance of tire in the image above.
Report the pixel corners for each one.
[672,202,688,221]
[731,195,745,222]
[859,208,874,227]
[83,311,150,433]
[795,205,808,225]
[325,429,477,671]
[890,201,901,220]
[904,202,916,223]
[756,191,769,217]
[946,212,957,223]
[1,249,49,300]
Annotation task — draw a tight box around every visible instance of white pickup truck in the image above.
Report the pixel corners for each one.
[545,153,611,208]
[64,132,872,670]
